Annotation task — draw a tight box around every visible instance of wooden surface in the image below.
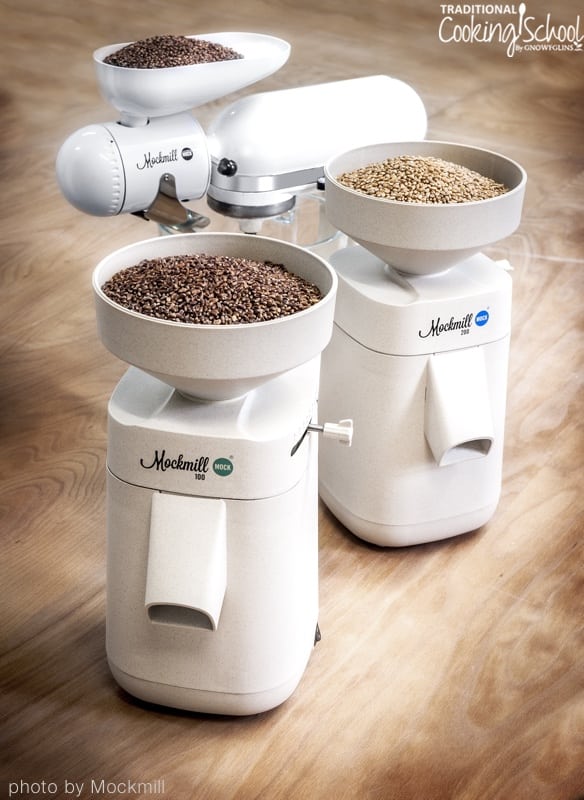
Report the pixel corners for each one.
[1,1,583,798]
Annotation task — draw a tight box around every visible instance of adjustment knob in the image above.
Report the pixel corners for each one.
[217,158,238,177]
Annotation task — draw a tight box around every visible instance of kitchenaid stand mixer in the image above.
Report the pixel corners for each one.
[55,33,427,237]
[318,141,527,547]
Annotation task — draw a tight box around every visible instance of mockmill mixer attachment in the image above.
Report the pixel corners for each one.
[56,33,290,225]
[56,31,428,231]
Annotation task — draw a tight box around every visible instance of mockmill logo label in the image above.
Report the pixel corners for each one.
[419,312,474,338]
[140,449,209,480]
[418,309,490,338]
[139,451,235,479]
[438,3,582,57]
[136,149,179,170]
[213,457,234,476]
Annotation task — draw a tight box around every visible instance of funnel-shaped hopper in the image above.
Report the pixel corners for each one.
[93,233,337,400]
[94,33,290,119]
[325,141,526,275]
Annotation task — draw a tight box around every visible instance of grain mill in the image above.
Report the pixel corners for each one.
[93,231,354,714]
[318,141,527,546]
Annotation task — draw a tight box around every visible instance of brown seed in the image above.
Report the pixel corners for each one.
[101,253,322,325]
[103,35,243,69]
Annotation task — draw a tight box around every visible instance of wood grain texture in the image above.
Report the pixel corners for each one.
[1,1,582,798]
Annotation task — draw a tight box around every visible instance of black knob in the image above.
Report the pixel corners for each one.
[217,158,238,177]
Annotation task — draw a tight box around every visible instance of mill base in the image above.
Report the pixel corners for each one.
[106,365,320,714]
[318,246,512,547]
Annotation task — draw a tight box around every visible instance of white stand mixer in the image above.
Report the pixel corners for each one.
[94,232,351,714]
[55,33,427,234]
[318,141,527,547]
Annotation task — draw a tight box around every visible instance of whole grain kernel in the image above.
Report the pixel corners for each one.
[337,155,509,203]
[101,254,322,324]
[103,35,243,69]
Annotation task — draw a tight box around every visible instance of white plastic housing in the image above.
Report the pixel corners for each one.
[93,233,337,400]
[206,75,427,210]
[145,493,227,631]
[107,468,319,714]
[94,32,290,119]
[318,248,513,546]
[56,113,209,216]
[325,141,527,274]
[208,75,426,177]
[105,364,320,714]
